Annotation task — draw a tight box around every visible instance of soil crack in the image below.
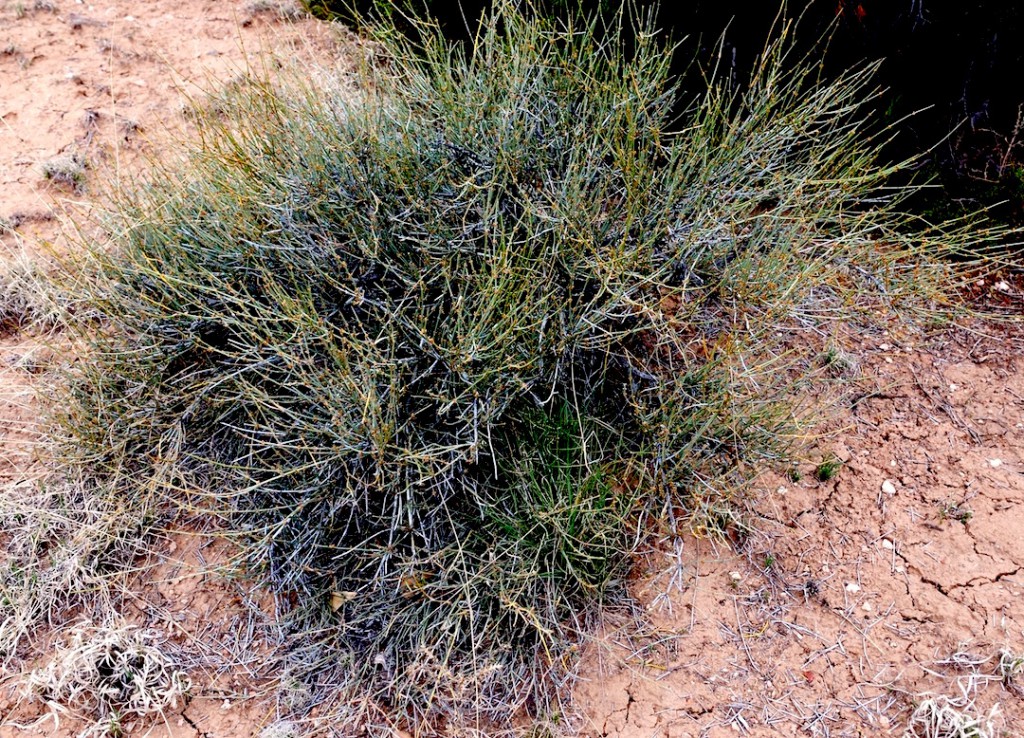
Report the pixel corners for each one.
[181,701,210,738]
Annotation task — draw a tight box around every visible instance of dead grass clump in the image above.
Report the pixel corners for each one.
[0,476,158,667]
[41,152,87,192]
[23,621,190,738]
[0,251,64,335]
[903,696,997,738]
[11,0,56,18]
[243,0,304,23]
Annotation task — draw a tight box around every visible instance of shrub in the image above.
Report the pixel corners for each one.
[49,2,990,733]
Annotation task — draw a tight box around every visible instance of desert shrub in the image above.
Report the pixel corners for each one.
[48,2,990,733]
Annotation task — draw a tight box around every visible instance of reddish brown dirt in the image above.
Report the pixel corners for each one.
[576,326,1024,737]
[2,3,1024,737]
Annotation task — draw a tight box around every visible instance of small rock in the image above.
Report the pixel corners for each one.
[776,486,788,495]
[881,539,894,550]
[988,458,1003,468]
[995,280,1011,292]
[729,571,742,582]
[879,343,891,350]
[862,602,873,612]
[949,383,959,391]
[881,480,897,495]
[845,582,861,593]
[895,566,905,574]
[221,700,232,711]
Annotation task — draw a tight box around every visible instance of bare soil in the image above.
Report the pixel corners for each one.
[578,325,1024,737]
[2,2,1023,737]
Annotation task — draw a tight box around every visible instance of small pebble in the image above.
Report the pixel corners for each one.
[845,582,861,593]
[862,602,873,612]
[881,539,894,550]
[729,571,742,582]
[776,486,788,495]
[988,458,1003,468]
[895,565,905,574]
[881,480,897,495]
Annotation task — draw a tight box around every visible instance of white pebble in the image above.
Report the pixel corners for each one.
[862,602,873,612]
[881,480,897,495]
[988,458,1003,468]
[776,486,788,495]
[881,539,894,550]
[845,582,861,593]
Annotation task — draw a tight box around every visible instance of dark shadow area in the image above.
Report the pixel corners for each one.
[309,1,1024,225]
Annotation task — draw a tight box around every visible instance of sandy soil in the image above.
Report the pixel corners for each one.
[1,2,1023,737]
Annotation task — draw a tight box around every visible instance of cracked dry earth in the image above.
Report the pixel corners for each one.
[577,326,1024,737]
[2,2,1024,737]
